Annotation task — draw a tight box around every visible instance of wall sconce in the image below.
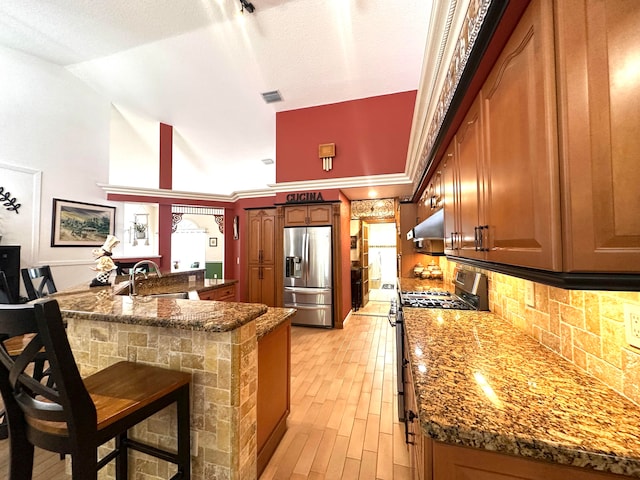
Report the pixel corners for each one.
[319,143,335,171]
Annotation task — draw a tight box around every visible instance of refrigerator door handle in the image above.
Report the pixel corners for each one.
[285,286,332,294]
[286,304,327,310]
[304,232,309,270]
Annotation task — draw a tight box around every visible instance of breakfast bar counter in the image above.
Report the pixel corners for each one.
[50,273,293,480]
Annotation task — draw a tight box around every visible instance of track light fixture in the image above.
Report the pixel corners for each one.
[239,0,255,13]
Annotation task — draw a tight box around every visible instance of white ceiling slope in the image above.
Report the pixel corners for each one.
[0,0,433,199]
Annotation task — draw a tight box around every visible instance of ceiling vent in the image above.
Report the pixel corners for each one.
[261,158,274,165]
[261,90,283,103]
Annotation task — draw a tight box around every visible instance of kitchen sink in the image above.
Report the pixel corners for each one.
[145,292,189,299]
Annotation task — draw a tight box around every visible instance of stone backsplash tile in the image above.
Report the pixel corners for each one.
[443,259,640,405]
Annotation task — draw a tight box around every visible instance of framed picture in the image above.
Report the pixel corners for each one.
[350,236,357,249]
[209,237,218,247]
[51,198,115,247]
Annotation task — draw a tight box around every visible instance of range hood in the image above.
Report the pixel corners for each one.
[406,209,445,255]
[407,208,444,240]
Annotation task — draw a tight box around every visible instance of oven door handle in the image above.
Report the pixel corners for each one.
[388,299,398,327]
[404,409,417,445]
[387,310,397,327]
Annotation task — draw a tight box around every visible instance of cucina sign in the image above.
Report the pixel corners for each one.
[285,192,325,203]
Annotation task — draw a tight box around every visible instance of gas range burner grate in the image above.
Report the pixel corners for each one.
[402,298,474,310]
[401,290,451,297]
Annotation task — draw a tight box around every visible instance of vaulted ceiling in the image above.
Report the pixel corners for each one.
[0,0,434,198]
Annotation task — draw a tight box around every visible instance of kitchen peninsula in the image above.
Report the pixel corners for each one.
[51,271,295,480]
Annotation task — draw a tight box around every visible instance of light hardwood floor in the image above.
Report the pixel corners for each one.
[261,305,411,480]
[0,302,410,479]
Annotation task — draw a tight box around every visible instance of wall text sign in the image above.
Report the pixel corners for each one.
[285,192,325,204]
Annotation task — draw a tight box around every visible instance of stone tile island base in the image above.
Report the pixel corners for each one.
[64,316,258,480]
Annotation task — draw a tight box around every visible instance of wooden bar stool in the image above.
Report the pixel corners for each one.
[20,266,57,300]
[0,270,15,304]
[0,299,192,479]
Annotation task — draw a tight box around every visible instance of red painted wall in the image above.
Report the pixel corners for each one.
[276,91,417,183]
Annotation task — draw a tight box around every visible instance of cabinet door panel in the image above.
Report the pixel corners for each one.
[307,205,332,225]
[248,214,261,265]
[557,0,640,271]
[261,214,276,265]
[284,206,308,226]
[261,265,277,306]
[481,0,561,270]
[248,266,262,304]
[442,146,458,254]
[432,441,627,480]
[455,97,484,259]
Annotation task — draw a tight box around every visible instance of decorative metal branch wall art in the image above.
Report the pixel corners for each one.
[0,186,20,213]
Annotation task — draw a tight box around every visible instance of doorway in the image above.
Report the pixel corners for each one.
[171,211,224,277]
[367,222,397,302]
[353,220,397,317]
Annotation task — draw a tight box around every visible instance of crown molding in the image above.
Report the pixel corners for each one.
[97,172,412,203]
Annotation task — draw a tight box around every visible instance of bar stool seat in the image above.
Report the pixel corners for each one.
[0,299,192,479]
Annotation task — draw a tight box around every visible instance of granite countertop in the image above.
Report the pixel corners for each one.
[50,272,295,334]
[402,307,640,477]
[256,307,296,340]
[55,287,267,333]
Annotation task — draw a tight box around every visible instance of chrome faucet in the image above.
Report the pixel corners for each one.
[129,260,162,296]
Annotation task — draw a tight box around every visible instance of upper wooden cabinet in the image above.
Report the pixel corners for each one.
[479,0,562,270]
[556,0,640,272]
[284,204,332,226]
[248,209,276,265]
[454,96,485,260]
[442,144,458,255]
[442,0,562,273]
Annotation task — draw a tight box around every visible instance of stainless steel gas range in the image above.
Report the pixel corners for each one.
[389,270,489,423]
[401,269,489,311]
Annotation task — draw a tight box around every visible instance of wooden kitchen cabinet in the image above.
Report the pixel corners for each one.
[555,0,640,272]
[248,264,276,305]
[418,167,444,224]
[443,0,562,270]
[442,144,458,255]
[479,0,561,270]
[198,284,236,301]
[247,208,277,306]
[454,95,484,260]
[429,440,631,480]
[426,167,443,214]
[248,208,276,265]
[283,204,332,226]
[257,319,291,476]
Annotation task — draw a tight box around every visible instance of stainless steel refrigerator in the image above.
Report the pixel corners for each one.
[283,226,333,328]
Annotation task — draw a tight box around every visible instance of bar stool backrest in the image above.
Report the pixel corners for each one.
[21,266,58,300]
[0,271,13,304]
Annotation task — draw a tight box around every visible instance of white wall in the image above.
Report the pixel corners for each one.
[109,105,159,188]
[0,45,118,293]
